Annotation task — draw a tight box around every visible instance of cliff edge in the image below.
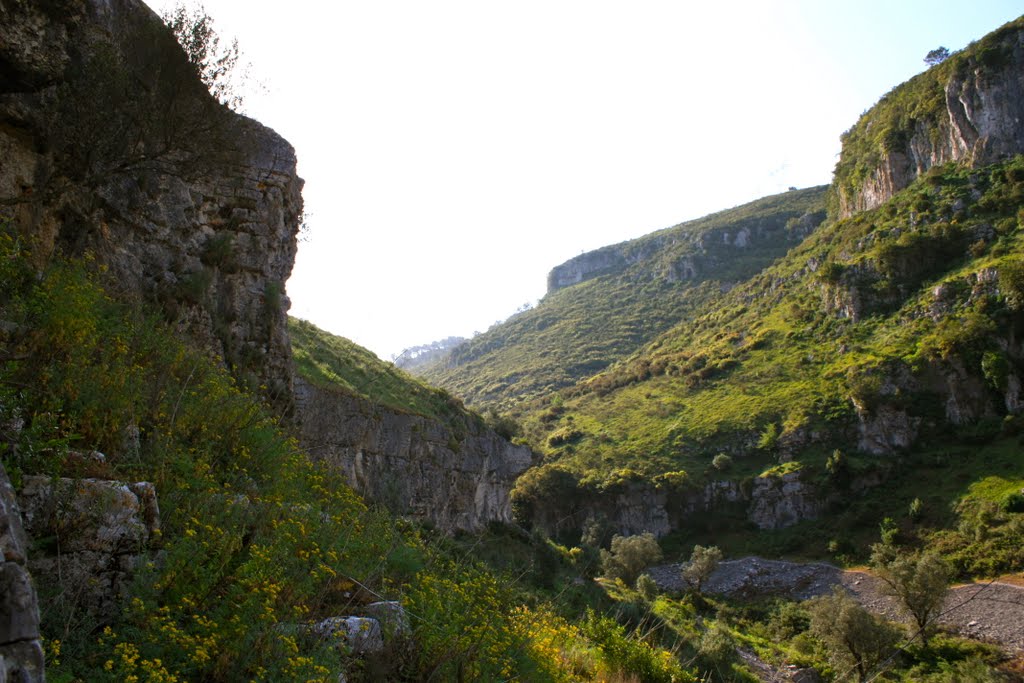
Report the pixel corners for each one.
[0,0,304,407]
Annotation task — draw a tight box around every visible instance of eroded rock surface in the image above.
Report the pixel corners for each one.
[837,22,1024,217]
[294,378,534,533]
[0,464,44,683]
[0,0,303,409]
[18,476,160,623]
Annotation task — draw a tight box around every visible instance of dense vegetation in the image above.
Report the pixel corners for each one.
[504,156,1024,570]
[418,186,828,410]
[0,230,712,681]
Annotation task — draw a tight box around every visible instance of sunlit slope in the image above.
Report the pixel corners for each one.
[523,157,1024,486]
[420,186,828,410]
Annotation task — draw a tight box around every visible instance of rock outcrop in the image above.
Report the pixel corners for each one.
[746,472,823,530]
[0,464,44,683]
[836,18,1024,217]
[538,470,824,540]
[0,0,303,408]
[17,476,161,624]
[294,379,535,533]
[546,199,826,294]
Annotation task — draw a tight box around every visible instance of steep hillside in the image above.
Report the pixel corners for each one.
[512,141,1024,569]
[834,16,1024,216]
[289,318,534,532]
[420,187,827,410]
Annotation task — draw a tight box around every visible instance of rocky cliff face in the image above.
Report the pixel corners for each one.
[0,0,303,406]
[0,464,44,683]
[533,471,824,540]
[293,379,535,532]
[546,200,826,294]
[836,19,1024,217]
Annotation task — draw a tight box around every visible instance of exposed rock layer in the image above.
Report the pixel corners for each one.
[837,21,1024,216]
[0,464,44,683]
[294,379,535,533]
[0,0,303,407]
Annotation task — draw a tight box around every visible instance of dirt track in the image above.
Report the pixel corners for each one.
[649,557,1024,654]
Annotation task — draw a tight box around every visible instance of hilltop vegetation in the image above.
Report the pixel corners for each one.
[419,186,828,410]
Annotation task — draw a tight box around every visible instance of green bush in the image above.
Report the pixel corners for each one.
[600,533,663,585]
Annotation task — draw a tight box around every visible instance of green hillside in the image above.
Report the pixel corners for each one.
[419,186,828,410]
[0,229,709,682]
[290,316,470,422]
[511,154,1024,569]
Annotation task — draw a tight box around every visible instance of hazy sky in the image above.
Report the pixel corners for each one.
[149,1,1022,359]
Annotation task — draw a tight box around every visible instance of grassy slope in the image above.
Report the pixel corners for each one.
[419,186,828,411]
[520,153,1022,469]
[289,316,474,425]
[515,156,1024,573]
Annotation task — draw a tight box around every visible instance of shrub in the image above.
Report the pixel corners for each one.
[636,573,659,601]
[909,497,924,521]
[600,533,663,585]
[696,623,737,672]
[711,453,732,471]
[681,545,723,594]
[808,587,902,682]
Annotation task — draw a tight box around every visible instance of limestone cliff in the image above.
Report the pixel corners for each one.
[835,17,1024,217]
[0,464,44,683]
[0,0,303,406]
[293,378,535,533]
[546,195,826,294]
[525,471,824,540]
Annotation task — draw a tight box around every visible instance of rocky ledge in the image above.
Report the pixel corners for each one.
[294,378,535,533]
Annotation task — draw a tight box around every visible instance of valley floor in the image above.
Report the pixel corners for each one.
[650,557,1024,654]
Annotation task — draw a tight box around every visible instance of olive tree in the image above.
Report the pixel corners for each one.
[600,533,662,585]
[871,546,951,646]
[681,544,722,594]
[808,587,902,682]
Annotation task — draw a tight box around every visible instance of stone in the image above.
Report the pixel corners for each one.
[313,617,383,656]
[361,601,410,639]
[0,564,39,644]
[18,476,160,621]
[19,477,157,554]
[0,465,27,565]
[747,471,822,530]
[854,402,920,455]
[0,641,44,683]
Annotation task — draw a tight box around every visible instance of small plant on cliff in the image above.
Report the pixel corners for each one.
[163,3,247,110]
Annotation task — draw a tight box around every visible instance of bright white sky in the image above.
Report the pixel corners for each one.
[149,1,1022,360]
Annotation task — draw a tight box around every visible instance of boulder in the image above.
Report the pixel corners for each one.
[313,617,384,656]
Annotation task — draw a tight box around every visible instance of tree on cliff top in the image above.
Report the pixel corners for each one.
[36,5,246,206]
[162,3,247,111]
[924,46,950,66]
